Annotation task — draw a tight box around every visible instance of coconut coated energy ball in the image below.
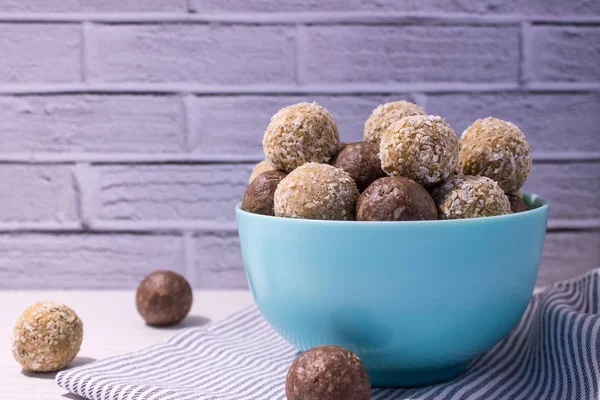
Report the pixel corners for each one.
[286,345,371,400]
[242,170,287,216]
[263,102,339,172]
[248,160,277,184]
[357,177,437,221]
[12,301,83,372]
[274,163,359,220]
[460,117,532,193]
[331,142,385,192]
[380,115,460,186]
[431,175,511,219]
[364,100,426,146]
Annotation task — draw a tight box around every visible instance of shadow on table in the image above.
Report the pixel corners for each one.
[61,394,85,399]
[149,315,210,330]
[20,356,97,380]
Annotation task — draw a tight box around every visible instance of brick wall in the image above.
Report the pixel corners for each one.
[0,1,598,288]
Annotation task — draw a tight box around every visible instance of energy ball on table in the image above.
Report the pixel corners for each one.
[357,176,437,221]
[331,142,386,192]
[12,301,83,372]
[136,270,193,326]
[263,102,339,172]
[286,345,371,400]
[242,170,287,216]
[274,163,359,220]
[364,100,426,146]
[431,175,511,220]
[380,115,460,186]
[460,117,532,193]
[248,160,277,184]
[507,193,528,213]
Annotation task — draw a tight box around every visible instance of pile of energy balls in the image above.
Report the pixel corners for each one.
[242,101,532,221]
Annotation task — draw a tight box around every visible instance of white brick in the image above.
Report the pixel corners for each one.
[0,234,184,289]
[303,26,519,83]
[539,232,600,286]
[192,232,245,289]
[94,164,252,222]
[527,26,600,83]
[0,165,77,223]
[0,95,184,153]
[189,95,417,154]
[87,24,296,84]
[426,93,600,153]
[0,0,186,12]
[0,24,81,83]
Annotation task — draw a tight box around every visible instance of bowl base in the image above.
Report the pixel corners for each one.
[370,362,469,388]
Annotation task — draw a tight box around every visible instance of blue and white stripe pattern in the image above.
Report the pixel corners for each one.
[57,268,600,400]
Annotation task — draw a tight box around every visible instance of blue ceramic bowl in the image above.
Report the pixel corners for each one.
[236,193,549,387]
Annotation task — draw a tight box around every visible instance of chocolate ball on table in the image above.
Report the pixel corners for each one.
[459,117,532,193]
[357,176,437,221]
[274,163,359,220]
[136,270,193,326]
[286,345,371,400]
[263,102,339,172]
[331,142,386,192]
[506,193,528,213]
[242,170,287,216]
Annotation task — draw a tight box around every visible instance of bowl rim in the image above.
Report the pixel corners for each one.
[236,192,549,227]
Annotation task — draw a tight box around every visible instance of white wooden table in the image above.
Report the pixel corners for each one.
[0,290,254,399]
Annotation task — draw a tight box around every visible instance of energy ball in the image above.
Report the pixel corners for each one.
[263,102,339,172]
[364,100,426,146]
[331,142,386,192]
[242,170,287,216]
[460,117,532,193]
[286,345,371,400]
[274,163,359,220]
[431,175,512,220]
[136,270,193,326]
[12,301,83,372]
[357,177,437,221]
[507,193,528,213]
[248,160,277,184]
[380,115,460,186]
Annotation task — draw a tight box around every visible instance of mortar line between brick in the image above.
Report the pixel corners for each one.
[519,21,532,87]
[73,163,93,229]
[185,0,196,14]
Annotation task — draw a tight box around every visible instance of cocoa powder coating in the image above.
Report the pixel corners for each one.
[136,270,193,326]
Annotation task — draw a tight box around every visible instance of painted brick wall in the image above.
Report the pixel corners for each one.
[0,1,598,289]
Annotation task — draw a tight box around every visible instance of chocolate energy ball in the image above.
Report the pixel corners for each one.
[431,175,512,219]
[507,193,528,213]
[242,170,287,216]
[380,115,460,186]
[286,345,371,400]
[357,177,437,221]
[460,117,532,193]
[136,270,193,326]
[263,102,339,172]
[12,301,83,372]
[248,159,277,184]
[364,100,426,146]
[274,163,359,220]
[331,142,386,192]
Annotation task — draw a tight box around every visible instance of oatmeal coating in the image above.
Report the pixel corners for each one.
[380,115,460,186]
[274,163,359,220]
[248,160,277,184]
[431,175,511,219]
[364,101,426,146]
[242,170,287,216]
[331,142,385,192]
[357,177,437,221]
[136,270,193,326]
[263,102,339,172]
[286,345,371,400]
[460,117,532,193]
[507,193,528,213]
[12,301,83,372]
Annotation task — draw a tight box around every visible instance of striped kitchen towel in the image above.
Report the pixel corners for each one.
[57,268,600,400]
